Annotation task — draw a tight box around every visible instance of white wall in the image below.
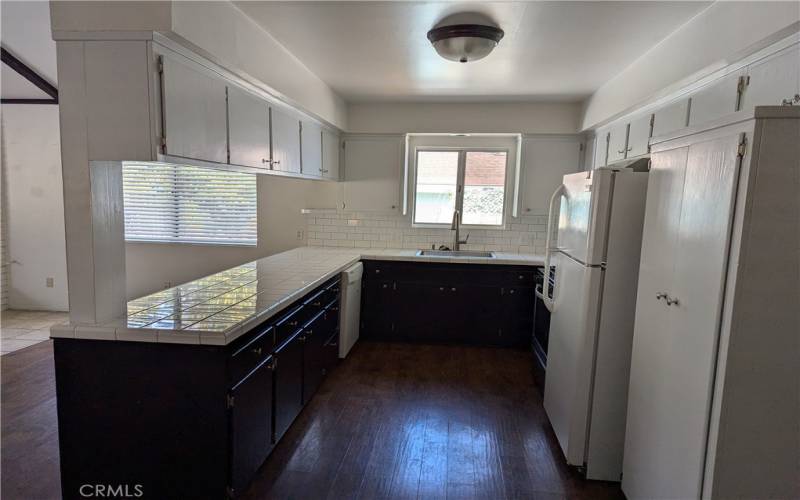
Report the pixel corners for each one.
[170,1,348,130]
[581,2,800,129]
[0,105,69,311]
[347,101,581,134]
[125,174,339,299]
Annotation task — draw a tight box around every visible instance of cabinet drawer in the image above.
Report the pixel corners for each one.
[273,306,305,348]
[229,326,274,386]
[304,289,327,313]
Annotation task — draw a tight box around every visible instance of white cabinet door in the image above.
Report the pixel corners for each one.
[623,143,688,500]
[300,120,322,177]
[227,86,269,169]
[607,123,629,164]
[688,70,743,127]
[162,56,227,163]
[593,129,609,168]
[652,99,689,137]
[741,45,800,112]
[321,129,340,181]
[342,136,401,211]
[626,114,653,158]
[623,133,741,500]
[270,106,301,174]
[520,138,581,214]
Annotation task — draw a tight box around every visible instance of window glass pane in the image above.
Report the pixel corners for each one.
[462,151,507,225]
[414,151,459,224]
[123,162,257,245]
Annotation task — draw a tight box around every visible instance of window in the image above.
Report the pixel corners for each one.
[122,162,257,246]
[413,149,508,226]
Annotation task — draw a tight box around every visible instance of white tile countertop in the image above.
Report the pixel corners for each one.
[50,246,545,346]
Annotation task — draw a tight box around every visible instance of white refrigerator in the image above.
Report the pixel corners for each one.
[538,167,648,481]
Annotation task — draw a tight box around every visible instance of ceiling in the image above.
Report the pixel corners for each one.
[236,1,711,103]
[1,1,58,100]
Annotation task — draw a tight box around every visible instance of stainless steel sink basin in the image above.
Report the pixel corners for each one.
[416,249,495,258]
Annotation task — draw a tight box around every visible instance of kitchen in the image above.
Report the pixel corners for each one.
[0,1,798,499]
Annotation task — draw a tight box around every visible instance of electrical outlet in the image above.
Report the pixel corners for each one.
[296,229,304,240]
[46,277,54,288]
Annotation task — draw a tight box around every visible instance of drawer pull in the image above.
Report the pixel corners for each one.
[251,347,262,356]
[313,301,322,307]
[451,287,457,292]
[289,320,299,327]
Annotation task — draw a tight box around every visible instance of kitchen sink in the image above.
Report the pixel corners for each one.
[416,249,495,258]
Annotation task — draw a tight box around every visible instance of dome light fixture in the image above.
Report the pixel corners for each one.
[426,23,504,63]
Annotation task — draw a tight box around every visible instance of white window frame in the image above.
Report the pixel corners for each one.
[407,135,518,229]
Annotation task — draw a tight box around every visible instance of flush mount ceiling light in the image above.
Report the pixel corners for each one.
[427,23,504,63]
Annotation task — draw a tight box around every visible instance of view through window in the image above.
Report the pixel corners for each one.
[413,149,508,226]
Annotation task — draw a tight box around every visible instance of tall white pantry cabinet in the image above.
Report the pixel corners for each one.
[622,106,799,500]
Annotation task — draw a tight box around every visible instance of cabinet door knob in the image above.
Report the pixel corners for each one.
[509,289,515,294]
[262,158,269,164]
[655,292,667,300]
[251,347,262,356]
[450,287,456,292]
[626,146,633,152]
[382,284,388,289]
[272,160,281,165]
[618,149,626,154]
[666,296,680,306]
[439,287,445,291]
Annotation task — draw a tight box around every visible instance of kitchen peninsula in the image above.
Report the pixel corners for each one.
[51,246,544,498]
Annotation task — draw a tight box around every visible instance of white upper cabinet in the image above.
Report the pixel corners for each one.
[593,129,609,169]
[161,56,227,164]
[521,138,582,213]
[270,106,302,174]
[321,129,340,181]
[607,123,630,164]
[688,70,744,127]
[626,114,653,158]
[741,45,800,112]
[227,86,270,169]
[342,136,402,211]
[300,120,323,176]
[652,99,690,137]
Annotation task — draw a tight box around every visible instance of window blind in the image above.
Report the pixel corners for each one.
[122,162,257,246]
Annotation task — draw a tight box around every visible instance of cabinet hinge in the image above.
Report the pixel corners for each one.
[735,75,750,111]
[226,394,235,409]
[737,135,747,159]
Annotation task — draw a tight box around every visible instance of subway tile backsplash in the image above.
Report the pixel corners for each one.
[303,209,549,255]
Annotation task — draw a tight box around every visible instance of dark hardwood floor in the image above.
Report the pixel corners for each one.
[1,340,624,500]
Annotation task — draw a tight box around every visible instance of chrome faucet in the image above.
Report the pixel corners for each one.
[451,210,469,251]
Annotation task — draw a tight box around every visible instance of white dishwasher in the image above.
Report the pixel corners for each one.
[339,262,363,358]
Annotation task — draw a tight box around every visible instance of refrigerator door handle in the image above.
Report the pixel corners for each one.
[540,184,565,312]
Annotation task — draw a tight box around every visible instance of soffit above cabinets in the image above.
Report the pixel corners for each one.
[235,1,711,102]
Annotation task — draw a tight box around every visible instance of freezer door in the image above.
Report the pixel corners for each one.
[555,170,614,266]
[543,252,605,466]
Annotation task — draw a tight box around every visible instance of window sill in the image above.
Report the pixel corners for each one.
[125,239,258,248]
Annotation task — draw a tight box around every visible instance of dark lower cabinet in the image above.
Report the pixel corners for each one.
[361,261,538,348]
[273,330,305,442]
[53,276,342,499]
[229,356,274,495]
[301,311,326,405]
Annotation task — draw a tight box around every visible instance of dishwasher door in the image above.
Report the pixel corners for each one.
[339,262,363,358]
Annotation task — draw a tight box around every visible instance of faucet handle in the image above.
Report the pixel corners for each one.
[460,233,470,244]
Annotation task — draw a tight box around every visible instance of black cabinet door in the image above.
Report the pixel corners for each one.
[395,282,444,342]
[273,331,304,442]
[457,284,503,345]
[229,356,274,496]
[501,286,534,348]
[361,279,396,340]
[302,312,326,405]
[322,329,339,375]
